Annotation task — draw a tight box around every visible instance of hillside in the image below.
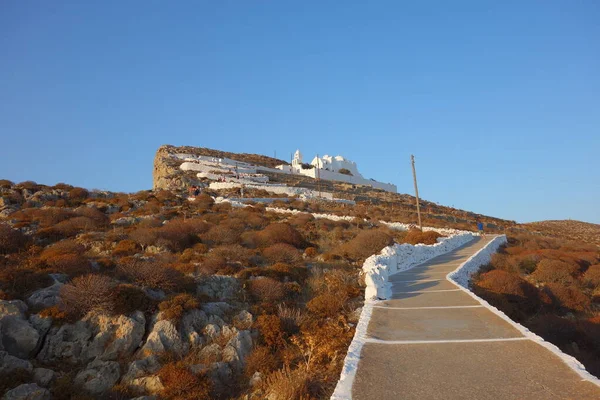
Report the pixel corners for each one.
[153,144,515,232]
[522,220,600,246]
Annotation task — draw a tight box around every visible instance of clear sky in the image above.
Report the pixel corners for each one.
[1,1,598,223]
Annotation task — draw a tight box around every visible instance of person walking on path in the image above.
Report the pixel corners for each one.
[477,220,485,237]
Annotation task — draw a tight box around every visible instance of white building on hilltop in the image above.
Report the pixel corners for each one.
[276,150,397,193]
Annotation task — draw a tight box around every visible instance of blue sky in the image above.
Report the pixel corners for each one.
[1,1,598,223]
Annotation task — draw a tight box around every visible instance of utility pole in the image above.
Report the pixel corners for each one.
[316,154,321,199]
[411,155,422,231]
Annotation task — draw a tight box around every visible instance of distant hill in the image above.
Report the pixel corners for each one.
[521,220,600,246]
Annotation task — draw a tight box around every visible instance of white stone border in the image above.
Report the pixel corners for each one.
[447,235,600,387]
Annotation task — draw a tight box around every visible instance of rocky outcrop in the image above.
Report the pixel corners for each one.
[121,355,164,395]
[2,383,50,400]
[32,368,55,387]
[26,283,63,309]
[0,351,33,374]
[197,277,241,301]
[0,301,42,359]
[74,359,120,395]
[38,311,145,364]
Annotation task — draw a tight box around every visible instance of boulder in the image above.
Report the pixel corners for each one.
[74,359,120,395]
[140,320,185,356]
[26,283,63,309]
[202,324,221,340]
[181,309,207,347]
[201,302,233,318]
[38,312,145,364]
[37,320,92,364]
[0,351,33,374]
[197,277,240,301]
[0,316,40,359]
[32,368,55,387]
[198,343,222,363]
[122,356,162,382]
[0,300,27,319]
[223,329,252,370]
[84,311,145,360]
[2,383,50,400]
[232,310,253,330]
[128,376,164,395]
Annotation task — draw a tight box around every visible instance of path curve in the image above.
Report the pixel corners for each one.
[350,236,600,400]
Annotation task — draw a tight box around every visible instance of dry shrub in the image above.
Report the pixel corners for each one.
[304,247,318,258]
[0,179,13,188]
[249,278,285,303]
[179,244,209,263]
[113,284,153,315]
[337,229,393,262]
[129,227,159,249]
[39,240,91,275]
[0,223,28,254]
[527,314,579,350]
[39,305,69,323]
[307,292,348,318]
[255,314,286,348]
[263,243,302,264]
[290,213,315,228]
[269,263,308,282]
[0,267,53,299]
[531,259,580,285]
[277,304,307,335]
[60,274,116,318]
[262,367,315,400]
[472,270,541,321]
[583,264,600,287]
[254,223,307,248]
[403,229,442,245]
[210,244,255,265]
[113,239,141,256]
[202,219,245,245]
[159,293,200,322]
[68,187,89,201]
[117,258,191,292]
[156,219,209,251]
[545,283,591,313]
[0,369,32,395]
[158,362,212,400]
[244,345,281,376]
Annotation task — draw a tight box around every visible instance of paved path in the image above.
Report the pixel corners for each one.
[352,236,600,400]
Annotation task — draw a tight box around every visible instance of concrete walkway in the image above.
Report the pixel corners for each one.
[352,236,600,400]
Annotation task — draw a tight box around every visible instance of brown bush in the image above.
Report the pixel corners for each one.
[113,239,141,256]
[201,219,245,246]
[263,243,302,264]
[158,293,200,322]
[531,259,580,285]
[337,229,393,262]
[244,345,281,377]
[158,362,212,400]
[38,305,69,323]
[0,179,13,188]
[0,266,53,299]
[112,284,153,315]
[255,314,286,348]
[0,223,28,254]
[155,219,209,252]
[307,292,348,318]
[179,244,209,263]
[403,229,442,245]
[68,187,89,201]
[583,264,600,287]
[129,227,159,250]
[262,367,315,400]
[117,258,191,292]
[545,283,591,313]
[254,223,307,248]
[304,247,318,258]
[210,244,255,265]
[60,274,116,317]
[472,270,541,321]
[248,278,285,303]
[39,240,91,275]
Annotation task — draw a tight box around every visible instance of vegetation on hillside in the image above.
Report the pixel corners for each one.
[471,233,600,376]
